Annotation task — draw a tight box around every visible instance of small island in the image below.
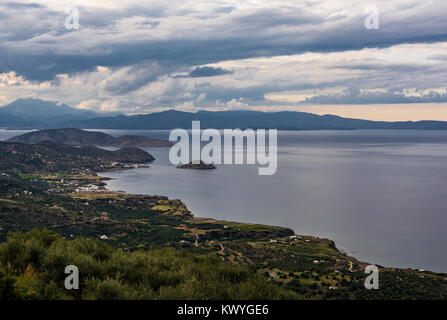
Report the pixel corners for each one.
[177,160,216,169]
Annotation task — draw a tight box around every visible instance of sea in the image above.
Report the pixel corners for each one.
[2,129,447,273]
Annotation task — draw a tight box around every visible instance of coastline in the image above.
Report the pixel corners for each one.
[1,141,446,299]
[97,166,445,276]
[97,168,368,269]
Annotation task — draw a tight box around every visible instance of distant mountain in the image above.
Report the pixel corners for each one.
[0,98,97,118]
[0,99,117,128]
[2,99,447,130]
[70,109,447,131]
[7,128,172,147]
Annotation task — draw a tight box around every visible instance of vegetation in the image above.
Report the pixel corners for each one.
[0,230,294,300]
[0,140,153,175]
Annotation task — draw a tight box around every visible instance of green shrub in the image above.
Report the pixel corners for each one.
[0,230,296,300]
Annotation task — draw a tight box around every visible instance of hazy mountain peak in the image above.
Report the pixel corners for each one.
[0,99,102,128]
[1,98,90,116]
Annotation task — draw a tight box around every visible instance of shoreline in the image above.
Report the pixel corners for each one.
[97,166,447,275]
[97,168,374,272]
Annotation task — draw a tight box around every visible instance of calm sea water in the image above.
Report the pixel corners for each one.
[2,129,447,272]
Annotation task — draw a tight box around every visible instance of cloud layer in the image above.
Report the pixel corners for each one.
[1,0,447,116]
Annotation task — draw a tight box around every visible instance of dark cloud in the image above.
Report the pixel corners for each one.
[188,66,232,77]
[1,1,447,111]
[104,62,164,95]
[3,2,44,9]
[2,2,447,83]
[175,67,233,78]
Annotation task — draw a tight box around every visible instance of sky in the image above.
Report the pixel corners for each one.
[1,0,447,121]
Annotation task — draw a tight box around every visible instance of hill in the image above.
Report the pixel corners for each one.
[0,140,154,174]
[7,128,172,147]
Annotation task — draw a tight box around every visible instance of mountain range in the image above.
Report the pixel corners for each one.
[2,98,447,130]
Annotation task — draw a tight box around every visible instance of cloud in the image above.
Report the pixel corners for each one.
[103,62,164,94]
[1,0,447,114]
[4,2,45,9]
[2,1,447,81]
[302,87,447,104]
[175,66,233,78]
